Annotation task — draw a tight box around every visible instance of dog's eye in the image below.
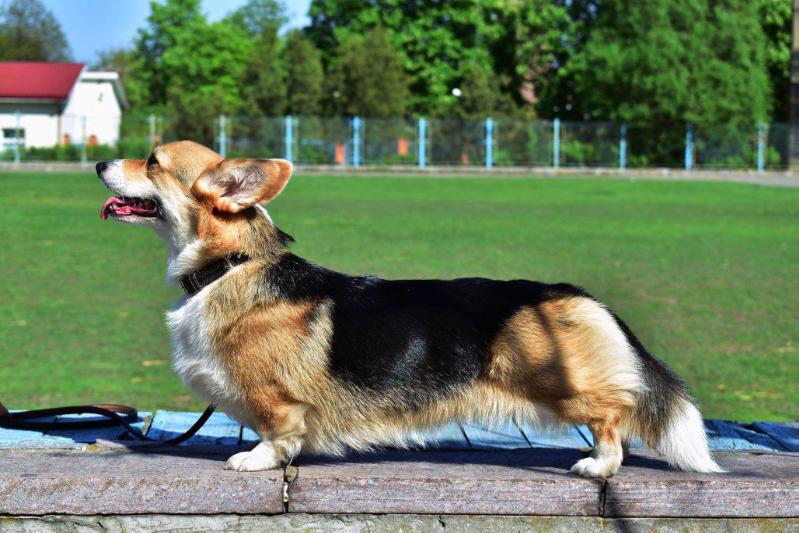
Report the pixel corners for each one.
[147,153,158,167]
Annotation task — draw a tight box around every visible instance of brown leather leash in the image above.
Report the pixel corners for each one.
[0,400,216,446]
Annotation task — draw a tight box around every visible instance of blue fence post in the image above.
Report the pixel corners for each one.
[685,124,693,171]
[418,117,426,168]
[619,123,627,170]
[552,118,560,169]
[485,117,494,168]
[352,116,361,167]
[284,115,293,162]
[13,110,21,163]
[757,123,766,172]
[218,115,227,158]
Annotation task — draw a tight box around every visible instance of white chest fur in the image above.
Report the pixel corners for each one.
[166,289,252,426]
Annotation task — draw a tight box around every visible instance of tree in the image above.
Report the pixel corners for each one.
[454,60,516,118]
[308,1,568,116]
[127,0,206,110]
[758,0,791,121]
[284,30,324,115]
[227,0,288,115]
[226,0,286,35]
[125,0,254,141]
[540,0,770,165]
[229,0,288,116]
[325,26,409,117]
[162,19,253,142]
[93,47,135,79]
[0,0,71,61]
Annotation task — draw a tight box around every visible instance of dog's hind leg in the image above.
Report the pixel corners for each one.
[225,401,309,472]
[570,417,625,478]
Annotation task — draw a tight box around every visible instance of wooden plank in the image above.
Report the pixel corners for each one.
[461,420,530,449]
[0,449,284,514]
[705,420,782,451]
[753,422,799,452]
[290,449,603,515]
[515,421,592,449]
[146,410,240,446]
[605,449,799,518]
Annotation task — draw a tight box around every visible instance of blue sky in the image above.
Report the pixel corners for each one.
[42,0,312,65]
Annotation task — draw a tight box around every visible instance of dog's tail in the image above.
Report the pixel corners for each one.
[614,315,724,473]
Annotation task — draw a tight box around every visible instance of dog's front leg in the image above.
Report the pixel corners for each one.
[225,402,309,472]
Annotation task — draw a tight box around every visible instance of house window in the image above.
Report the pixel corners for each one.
[2,128,24,150]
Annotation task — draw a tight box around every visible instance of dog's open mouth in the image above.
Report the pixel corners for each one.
[101,196,160,220]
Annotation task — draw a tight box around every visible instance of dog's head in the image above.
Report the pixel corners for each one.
[96,140,292,270]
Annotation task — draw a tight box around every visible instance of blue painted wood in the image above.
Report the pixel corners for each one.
[47,411,151,444]
[625,436,646,449]
[147,410,240,446]
[704,420,782,451]
[3,409,795,454]
[240,426,258,444]
[752,422,799,452]
[515,420,592,449]
[0,413,80,449]
[461,420,530,449]
[0,427,80,449]
[416,422,471,450]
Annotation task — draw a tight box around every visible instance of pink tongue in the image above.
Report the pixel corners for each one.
[101,197,122,220]
[101,196,157,220]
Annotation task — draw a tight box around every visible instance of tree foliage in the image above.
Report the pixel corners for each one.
[758,0,791,121]
[228,0,288,116]
[0,0,71,61]
[284,30,324,115]
[308,0,569,116]
[538,0,771,165]
[127,0,207,110]
[325,26,409,117]
[102,0,785,165]
[93,48,136,80]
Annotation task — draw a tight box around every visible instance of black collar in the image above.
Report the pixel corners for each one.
[179,253,249,296]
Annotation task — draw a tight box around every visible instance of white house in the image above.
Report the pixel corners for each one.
[0,62,128,151]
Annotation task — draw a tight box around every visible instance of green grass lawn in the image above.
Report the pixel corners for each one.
[0,171,796,421]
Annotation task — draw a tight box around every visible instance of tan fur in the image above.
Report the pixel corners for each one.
[488,298,638,426]
[155,141,223,186]
[193,158,292,214]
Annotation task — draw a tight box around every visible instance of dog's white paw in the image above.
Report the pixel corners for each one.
[224,443,280,472]
[569,457,618,479]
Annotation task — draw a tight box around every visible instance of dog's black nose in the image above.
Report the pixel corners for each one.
[96,161,108,175]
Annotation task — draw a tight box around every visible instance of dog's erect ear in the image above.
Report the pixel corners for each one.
[192,158,293,213]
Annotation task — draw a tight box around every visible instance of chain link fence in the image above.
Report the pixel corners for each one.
[0,113,792,170]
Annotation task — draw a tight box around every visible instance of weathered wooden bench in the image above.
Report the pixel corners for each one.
[1,411,796,532]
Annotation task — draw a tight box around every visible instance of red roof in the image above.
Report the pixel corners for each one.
[0,62,84,100]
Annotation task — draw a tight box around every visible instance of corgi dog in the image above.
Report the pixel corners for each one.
[96,141,722,478]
